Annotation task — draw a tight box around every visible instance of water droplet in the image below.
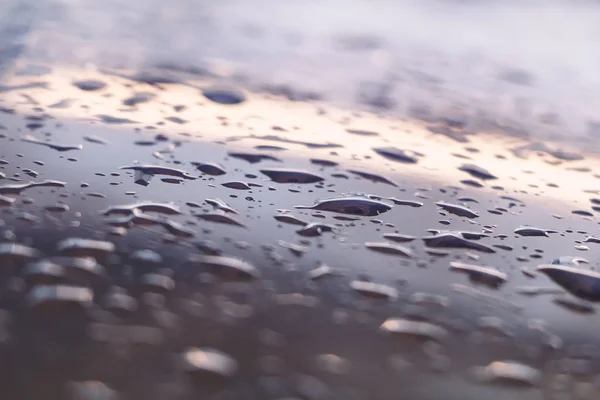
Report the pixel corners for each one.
[346,129,378,136]
[461,179,484,188]
[386,198,424,207]
[195,212,246,228]
[296,223,334,237]
[536,264,600,302]
[23,260,65,286]
[102,201,181,216]
[310,159,338,167]
[27,284,93,311]
[0,195,15,206]
[347,169,397,186]
[309,263,340,280]
[0,180,67,194]
[67,381,118,400]
[350,280,398,299]
[191,255,260,280]
[278,240,309,257]
[295,374,332,400]
[373,147,423,164]
[161,177,183,184]
[260,168,324,184]
[458,164,497,180]
[165,116,188,124]
[83,135,108,145]
[553,295,595,314]
[191,162,227,176]
[516,285,563,296]
[120,165,195,186]
[383,233,416,243]
[50,256,105,283]
[56,238,115,257]
[202,87,246,105]
[123,92,154,106]
[410,292,450,309]
[222,181,251,190]
[141,273,175,293]
[380,318,448,341]
[97,115,138,124]
[106,210,195,238]
[193,240,222,255]
[583,237,600,244]
[296,195,392,216]
[49,99,74,109]
[205,198,238,214]
[436,202,479,218]
[274,214,307,226]
[313,354,351,375]
[449,261,507,288]
[44,203,70,213]
[471,361,541,387]
[0,242,42,262]
[130,249,163,264]
[423,233,495,253]
[228,152,282,164]
[72,80,106,91]
[21,135,82,151]
[103,290,138,317]
[365,242,413,257]
[514,226,549,237]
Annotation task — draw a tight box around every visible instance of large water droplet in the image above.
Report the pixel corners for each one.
[536,264,600,302]
[296,195,392,216]
[373,147,423,164]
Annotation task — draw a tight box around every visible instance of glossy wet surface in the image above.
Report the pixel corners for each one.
[0,62,600,400]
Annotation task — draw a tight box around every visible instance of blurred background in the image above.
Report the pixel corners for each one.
[2,0,600,146]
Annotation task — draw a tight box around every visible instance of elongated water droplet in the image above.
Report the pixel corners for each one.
[296,196,392,216]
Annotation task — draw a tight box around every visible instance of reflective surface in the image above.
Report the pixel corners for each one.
[1,1,600,399]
